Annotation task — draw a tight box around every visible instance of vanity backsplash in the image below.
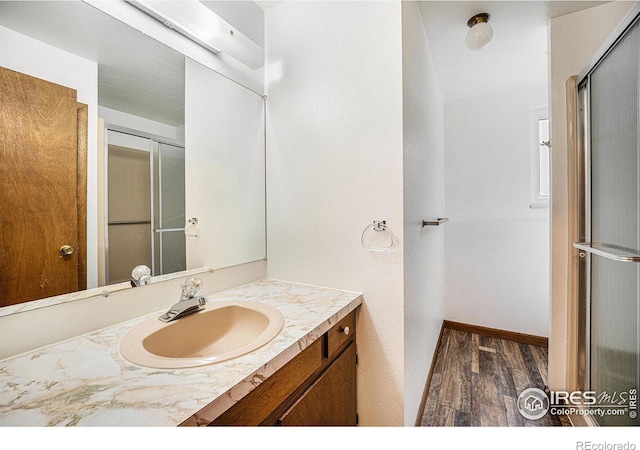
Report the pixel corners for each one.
[0,261,266,360]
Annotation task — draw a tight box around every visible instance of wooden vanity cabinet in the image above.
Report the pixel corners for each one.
[209,309,357,426]
[278,341,356,425]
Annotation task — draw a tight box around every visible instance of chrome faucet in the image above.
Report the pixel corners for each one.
[159,277,206,323]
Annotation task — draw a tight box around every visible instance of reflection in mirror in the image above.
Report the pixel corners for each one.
[152,140,187,277]
[107,132,154,284]
[0,1,265,309]
[105,130,186,284]
[184,57,266,270]
[0,67,88,305]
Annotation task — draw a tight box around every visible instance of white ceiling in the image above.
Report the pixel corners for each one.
[254,0,608,101]
[417,1,609,102]
[0,1,611,120]
[253,1,282,10]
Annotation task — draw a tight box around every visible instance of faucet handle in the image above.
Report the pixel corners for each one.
[131,265,151,287]
[180,277,202,300]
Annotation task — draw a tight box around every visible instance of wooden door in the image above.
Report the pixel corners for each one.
[0,66,87,306]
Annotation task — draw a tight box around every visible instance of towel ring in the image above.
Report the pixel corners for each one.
[361,220,395,252]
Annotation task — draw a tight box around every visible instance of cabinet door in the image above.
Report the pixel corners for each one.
[279,342,356,426]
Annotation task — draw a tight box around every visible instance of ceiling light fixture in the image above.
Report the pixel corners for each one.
[465,13,493,51]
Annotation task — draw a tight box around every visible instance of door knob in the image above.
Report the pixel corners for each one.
[59,245,74,256]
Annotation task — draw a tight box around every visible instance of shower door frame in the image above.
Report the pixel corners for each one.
[571,3,640,419]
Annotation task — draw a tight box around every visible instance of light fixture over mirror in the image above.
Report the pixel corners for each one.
[465,13,493,51]
[128,0,265,70]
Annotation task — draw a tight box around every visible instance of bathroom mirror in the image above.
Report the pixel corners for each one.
[0,1,266,309]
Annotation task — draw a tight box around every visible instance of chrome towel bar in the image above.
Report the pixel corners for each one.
[422,218,449,227]
[573,242,640,262]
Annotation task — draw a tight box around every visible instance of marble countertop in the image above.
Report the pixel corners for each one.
[0,279,362,426]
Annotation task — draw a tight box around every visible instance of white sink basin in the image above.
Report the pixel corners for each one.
[119,301,284,369]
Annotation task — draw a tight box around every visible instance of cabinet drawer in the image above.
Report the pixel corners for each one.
[209,337,323,426]
[325,311,355,359]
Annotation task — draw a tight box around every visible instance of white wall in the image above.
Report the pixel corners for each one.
[444,84,550,337]
[548,1,634,390]
[0,25,99,289]
[265,1,405,426]
[401,1,445,426]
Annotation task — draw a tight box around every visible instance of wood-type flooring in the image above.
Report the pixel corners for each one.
[420,327,571,427]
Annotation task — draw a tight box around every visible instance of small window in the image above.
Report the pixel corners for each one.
[530,107,550,208]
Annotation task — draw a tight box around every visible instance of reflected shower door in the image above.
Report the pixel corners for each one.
[106,130,185,283]
[152,141,186,276]
[107,131,152,284]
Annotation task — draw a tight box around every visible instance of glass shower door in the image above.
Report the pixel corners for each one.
[575,13,640,426]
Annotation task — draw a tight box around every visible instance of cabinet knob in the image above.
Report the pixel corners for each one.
[340,326,350,336]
